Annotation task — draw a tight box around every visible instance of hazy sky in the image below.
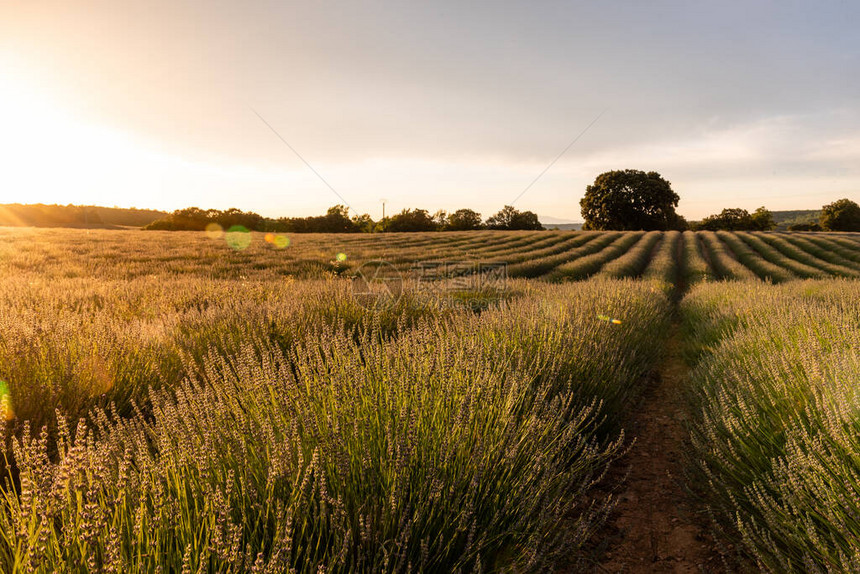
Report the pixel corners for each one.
[1,1,858,221]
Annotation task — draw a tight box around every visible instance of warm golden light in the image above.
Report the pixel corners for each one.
[0,68,165,206]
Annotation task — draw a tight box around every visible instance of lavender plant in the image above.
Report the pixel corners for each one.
[683,280,860,572]
[1,279,670,573]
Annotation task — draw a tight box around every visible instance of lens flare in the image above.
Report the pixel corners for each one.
[265,234,290,248]
[80,356,113,396]
[597,314,622,325]
[336,252,347,262]
[205,222,224,240]
[225,225,252,250]
[0,380,13,421]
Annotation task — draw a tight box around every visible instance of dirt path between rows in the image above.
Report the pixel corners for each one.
[591,321,723,573]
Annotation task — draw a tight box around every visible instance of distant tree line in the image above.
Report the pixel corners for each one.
[146,207,267,231]
[692,199,860,232]
[0,204,167,228]
[145,205,544,232]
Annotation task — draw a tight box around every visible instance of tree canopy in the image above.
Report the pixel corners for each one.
[378,209,438,232]
[750,207,776,231]
[698,207,775,231]
[580,170,680,230]
[272,205,361,233]
[446,208,483,231]
[142,204,544,233]
[820,198,860,231]
[485,206,543,230]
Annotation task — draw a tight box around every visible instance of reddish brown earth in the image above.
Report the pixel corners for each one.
[589,322,725,573]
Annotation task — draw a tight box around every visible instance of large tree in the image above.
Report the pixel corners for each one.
[820,198,860,231]
[580,170,680,230]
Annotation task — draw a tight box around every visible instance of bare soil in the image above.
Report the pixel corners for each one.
[588,322,725,573]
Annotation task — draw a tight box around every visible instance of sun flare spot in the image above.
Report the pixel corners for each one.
[225,225,252,250]
[205,223,224,240]
[0,380,13,421]
[265,233,290,248]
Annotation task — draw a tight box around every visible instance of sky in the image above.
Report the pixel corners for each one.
[1,1,858,222]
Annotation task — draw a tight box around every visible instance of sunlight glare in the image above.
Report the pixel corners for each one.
[205,223,224,239]
[225,225,252,250]
[0,380,13,421]
[0,70,155,205]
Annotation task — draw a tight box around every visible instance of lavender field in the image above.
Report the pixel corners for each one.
[0,228,859,572]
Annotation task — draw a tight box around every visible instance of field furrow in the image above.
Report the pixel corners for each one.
[762,234,860,277]
[681,230,715,285]
[642,230,681,285]
[734,232,826,278]
[776,233,860,272]
[506,232,615,278]
[801,234,860,265]
[697,231,758,281]
[598,230,664,279]
[716,231,795,282]
[547,231,646,281]
[465,231,582,261]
